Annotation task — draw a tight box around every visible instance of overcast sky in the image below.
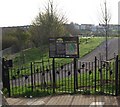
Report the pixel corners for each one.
[0,0,119,27]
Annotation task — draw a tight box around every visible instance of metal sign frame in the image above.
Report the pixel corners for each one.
[49,37,79,58]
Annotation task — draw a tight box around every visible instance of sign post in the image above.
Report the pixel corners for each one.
[52,58,55,93]
[49,37,79,93]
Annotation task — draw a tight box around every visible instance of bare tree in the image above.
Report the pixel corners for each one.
[98,0,112,89]
[99,0,111,61]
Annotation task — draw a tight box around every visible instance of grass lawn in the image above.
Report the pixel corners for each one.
[12,37,106,67]
[79,37,105,57]
[8,37,106,79]
[9,37,106,78]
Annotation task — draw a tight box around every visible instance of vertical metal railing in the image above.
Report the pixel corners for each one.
[52,58,55,93]
[6,56,120,97]
[2,58,11,97]
[94,56,97,93]
[31,62,33,92]
[118,58,120,95]
[115,55,118,96]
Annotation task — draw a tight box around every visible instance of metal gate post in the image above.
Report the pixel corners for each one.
[52,58,56,93]
[74,58,78,93]
[95,56,97,93]
[2,58,11,97]
[118,57,120,95]
[31,62,33,92]
[115,55,118,96]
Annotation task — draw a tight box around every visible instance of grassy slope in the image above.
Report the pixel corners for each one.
[79,37,105,58]
[13,37,105,66]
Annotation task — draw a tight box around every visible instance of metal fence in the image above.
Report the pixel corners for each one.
[2,55,120,97]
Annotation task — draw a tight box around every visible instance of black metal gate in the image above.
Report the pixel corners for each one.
[76,56,119,96]
[2,55,120,97]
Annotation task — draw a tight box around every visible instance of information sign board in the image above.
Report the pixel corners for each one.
[49,37,79,58]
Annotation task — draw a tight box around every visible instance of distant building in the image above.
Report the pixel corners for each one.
[2,25,31,36]
[109,24,118,31]
[91,26,96,32]
[96,24,119,36]
[2,25,31,31]
[74,23,80,30]
[80,24,86,30]
[81,24,94,31]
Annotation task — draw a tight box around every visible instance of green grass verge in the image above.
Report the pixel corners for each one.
[13,37,105,67]
[79,37,105,57]
[9,37,106,80]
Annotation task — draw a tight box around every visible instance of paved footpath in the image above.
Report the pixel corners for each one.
[5,94,120,106]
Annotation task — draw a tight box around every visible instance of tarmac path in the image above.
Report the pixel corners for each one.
[79,37,119,62]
